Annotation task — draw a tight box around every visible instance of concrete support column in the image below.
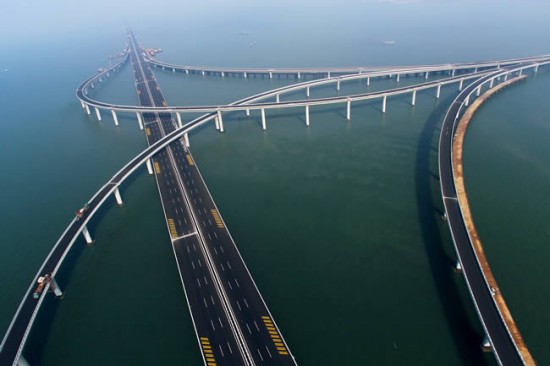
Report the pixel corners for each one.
[425,71,429,80]
[91,82,95,89]
[504,73,508,82]
[436,84,441,99]
[451,68,456,77]
[80,100,86,109]
[50,278,63,297]
[172,68,175,73]
[306,87,310,98]
[459,78,464,91]
[201,70,205,76]
[176,112,183,129]
[535,64,539,73]
[146,159,153,175]
[245,109,250,117]
[518,68,523,76]
[214,116,220,131]
[327,71,331,78]
[276,94,280,103]
[411,90,417,106]
[221,71,225,78]
[85,104,91,115]
[82,225,93,244]
[261,108,266,131]
[111,110,119,127]
[17,356,30,366]
[337,80,340,91]
[482,335,492,351]
[184,132,190,148]
[297,72,301,79]
[244,72,247,78]
[346,99,351,120]
[382,95,387,114]
[396,74,400,83]
[305,105,310,127]
[367,77,370,86]
[114,186,123,206]
[136,112,144,130]
[217,111,224,133]
[269,71,273,79]
[95,107,102,121]
[474,67,478,73]
[476,86,482,97]
[185,69,189,75]
[465,95,470,107]
[489,79,494,88]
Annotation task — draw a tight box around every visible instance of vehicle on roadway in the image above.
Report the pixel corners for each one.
[75,203,89,221]
[33,274,51,299]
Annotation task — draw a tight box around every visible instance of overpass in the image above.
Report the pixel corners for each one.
[1,34,548,366]
[438,63,548,365]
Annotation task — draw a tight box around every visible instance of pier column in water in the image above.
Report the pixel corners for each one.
[451,68,456,77]
[146,159,153,175]
[261,108,266,131]
[111,110,119,127]
[269,71,273,79]
[50,277,63,297]
[201,70,205,76]
[217,111,224,133]
[436,83,441,99]
[382,95,387,114]
[465,95,470,107]
[114,186,123,206]
[17,356,30,366]
[85,104,91,115]
[136,112,144,130]
[221,71,225,78]
[95,107,102,121]
[185,69,189,75]
[346,98,351,120]
[459,78,464,91]
[337,80,340,91]
[476,86,481,96]
[425,71,429,80]
[396,74,400,83]
[535,64,539,73]
[176,112,183,129]
[297,72,301,79]
[411,90,417,106]
[214,115,220,131]
[184,132,190,148]
[245,109,250,117]
[327,71,331,78]
[80,100,86,109]
[504,73,508,82]
[82,225,93,244]
[306,87,310,98]
[244,72,247,78]
[367,76,370,86]
[276,94,280,103]
[489,79,494,88]
[305,105,310,127]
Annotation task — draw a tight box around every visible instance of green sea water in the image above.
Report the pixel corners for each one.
[1,1,549,365]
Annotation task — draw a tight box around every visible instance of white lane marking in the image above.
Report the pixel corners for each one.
[213,246,218,255]
[236,301,242,311]
[254,320,260,332]
[220,246,224,253]
[211,295,215,305]
[213,231,218,239]
[203,276,208,285]
[243,298,249,309]
[219,344,225,357]
[203,298,208,308]
[227,342,233,354]
[226,261,232,270]
[265,346,272,358]
[218,317,224,328]
[191,261,195,270]
[257,349,264,362]
[246,323,252,334]
[235,279,240,288]
[197,278,202,288]
[220,263,225,271]
[210,319,215,330]
[228,281,233,290]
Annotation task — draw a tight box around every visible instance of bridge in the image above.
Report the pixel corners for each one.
[1,30,547,366]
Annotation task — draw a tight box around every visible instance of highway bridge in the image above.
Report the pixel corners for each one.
[1,31,548,366]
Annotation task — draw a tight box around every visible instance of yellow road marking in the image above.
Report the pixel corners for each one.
[200,337,217,365]
[167,218,177,237]
[186,154,195,166]
[146,127,151,136]
[210,209,224,228]
[154,161,161,174]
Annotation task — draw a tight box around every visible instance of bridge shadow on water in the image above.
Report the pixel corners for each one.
[415,95,489,365]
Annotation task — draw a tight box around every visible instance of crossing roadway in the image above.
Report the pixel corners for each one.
[128,29,297,366]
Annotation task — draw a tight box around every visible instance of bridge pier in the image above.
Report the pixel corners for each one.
[534,64,539,73]
[411,90,417,106]
[17,355,30,366]
[489,79,494,88]
[243,72,247,78]
[396,74,400,83]
[185,69,189,75]
[85,104,91,115]
[297,72,301,79]
[465,95,470,107]
[518,68,523,76]
[184,132,190,148]
[476,86,481,97]
[504,73,508,82]
[269,71,273,79]
[80,100,86,109]
[436,83,441,99]
[136,112,144,130]
[50,277,63,297]
[305,105,310,127]
[346,98,351,120]
[214,115,220,131]
[114,186,123,206]
[95,107,102,121]
[221,71,225,78]
[172,68,175,73]
[261,108,266,131]
[91,82,95,89]
[276,94,280,103]
[382,95,387,113]
[201,70,205,76]
[306,87,310,98]
[82,225,93,244]
[337,80,340,91]
[146,159,153,175]
[451,68,456,77]
[425,71,429,80]
[245,109,250,117]
[482,335,492,351]
[217,111,224,133]
[459,78,464,91]
[367,76,370,86]
[474,67,478,73]
[111,110,119,127]
[176,112,183,129]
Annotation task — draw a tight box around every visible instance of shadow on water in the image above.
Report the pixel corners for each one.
[415,95,488,365]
